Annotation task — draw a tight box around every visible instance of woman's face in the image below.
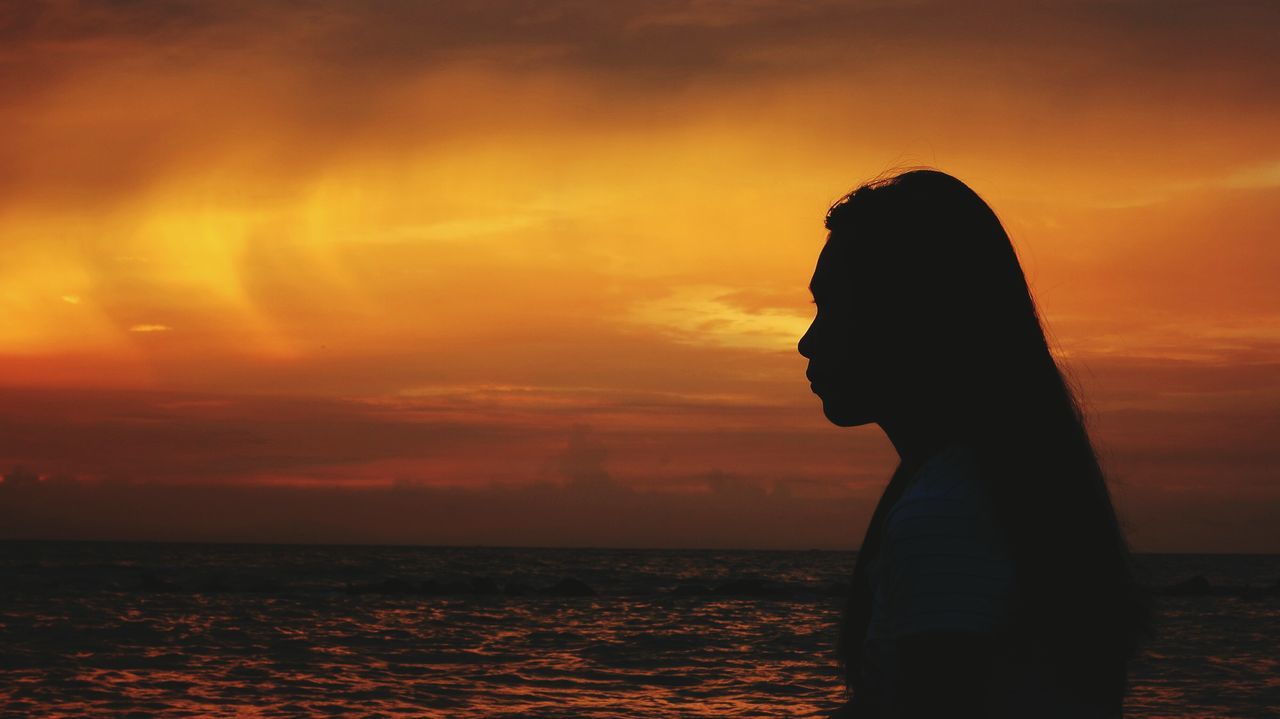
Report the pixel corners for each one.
[797,241,885,427]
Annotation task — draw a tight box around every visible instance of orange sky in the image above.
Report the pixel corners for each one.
[1,1,1278,551]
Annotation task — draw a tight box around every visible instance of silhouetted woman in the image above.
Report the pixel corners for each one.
[798,169,1154,718]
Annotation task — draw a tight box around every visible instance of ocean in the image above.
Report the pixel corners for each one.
[1,542,1276,718]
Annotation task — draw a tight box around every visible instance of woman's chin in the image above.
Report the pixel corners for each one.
[822,401,873,427]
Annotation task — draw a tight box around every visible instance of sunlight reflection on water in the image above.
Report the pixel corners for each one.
[1,543,1276,718]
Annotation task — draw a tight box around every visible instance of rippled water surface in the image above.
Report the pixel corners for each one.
[2,542,1276,718]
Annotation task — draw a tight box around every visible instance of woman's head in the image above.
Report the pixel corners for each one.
[807,168,1154,706]
[798,168,1051,433]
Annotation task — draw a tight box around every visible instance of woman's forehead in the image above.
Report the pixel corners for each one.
[810,241,853,290]
[810,240,884,308]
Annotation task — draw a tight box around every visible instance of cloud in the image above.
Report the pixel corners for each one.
[2,456,1275,552]
[1,356,1279,552]
[0,464,876,549]
[1,1,1278,554]
[12,1,1276,90]
[4,0,1279,210]
[1218,160,1280,190]
[554,423,619,492]
[0,386,540,485]
[627,284,811,351]
[128,324,171,332]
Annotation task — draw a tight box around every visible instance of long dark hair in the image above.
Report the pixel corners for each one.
[826,168,1155,708]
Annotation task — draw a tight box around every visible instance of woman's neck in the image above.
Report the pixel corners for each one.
[878,411,958,470]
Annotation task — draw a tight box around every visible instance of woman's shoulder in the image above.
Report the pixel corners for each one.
[879,442,1015,602]
[875,442,1013,632]
[886,443,995,527]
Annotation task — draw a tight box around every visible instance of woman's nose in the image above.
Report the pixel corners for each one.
[798,322,815,359]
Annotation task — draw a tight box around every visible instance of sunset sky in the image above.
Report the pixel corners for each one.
[1,1,1277,552]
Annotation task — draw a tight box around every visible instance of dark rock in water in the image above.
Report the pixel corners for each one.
[503,581,533,597]
[345,577,418,595]
[469,577,500,594]
[380,577,417,594]
[1155,575,1280,600]
[439,580,471,594]
[242,576,281,593]
[138,572,181,592]
[198,574,232,593]
[410,577,508,596]
[543,577,595,597]
[822,581,850,597]
[1163,575,1213,596]
[1229,583,1274,599]
[712,577,792,599]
